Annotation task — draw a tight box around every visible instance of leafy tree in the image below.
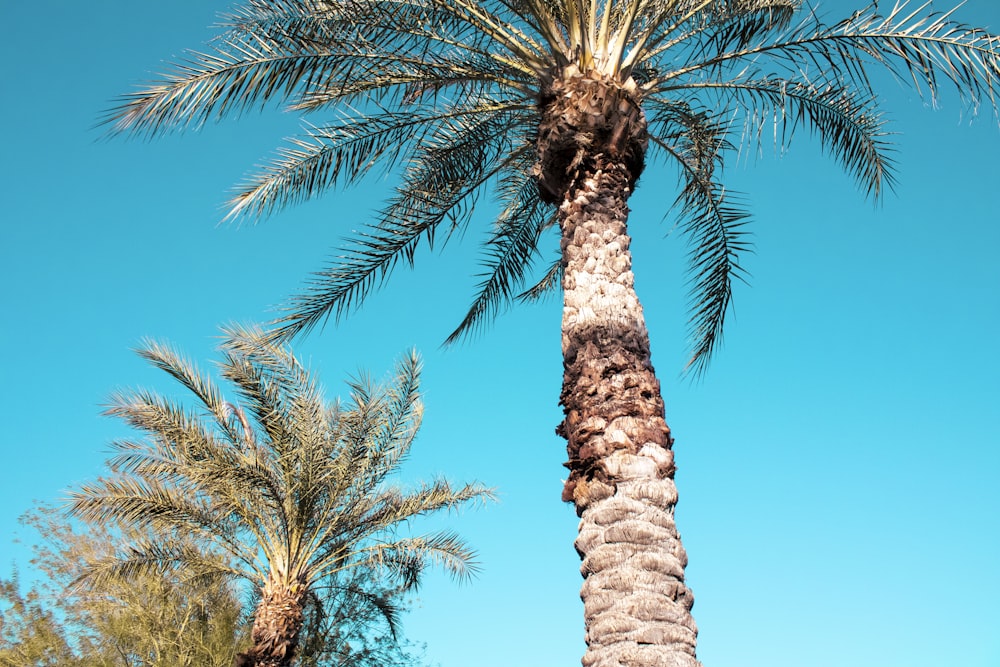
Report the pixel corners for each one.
[67,327,492,667]
[1,504,432,667]
[1,505,243,667]
[105,1,1000,664]
[0,574,79,667]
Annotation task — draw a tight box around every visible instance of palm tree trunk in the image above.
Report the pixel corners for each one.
[235,578,307,667]
[558,159,700,667]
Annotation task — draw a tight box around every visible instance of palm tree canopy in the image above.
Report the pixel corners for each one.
[68,326,493,600]
[106,0,1000,373]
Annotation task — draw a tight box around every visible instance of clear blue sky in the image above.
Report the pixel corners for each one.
[1,2,998,666]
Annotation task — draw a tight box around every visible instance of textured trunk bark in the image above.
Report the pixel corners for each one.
[234,577,306,667]
[558,160,700,667]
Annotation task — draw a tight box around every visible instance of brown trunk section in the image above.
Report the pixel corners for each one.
[234,578,307,667]
[557,161,670,509]
[548,76,700,662]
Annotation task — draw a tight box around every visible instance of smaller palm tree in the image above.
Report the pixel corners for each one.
[67,326,493,667]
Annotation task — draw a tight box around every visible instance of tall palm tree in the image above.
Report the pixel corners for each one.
[68,327,492,667]
[106,2,1000,664]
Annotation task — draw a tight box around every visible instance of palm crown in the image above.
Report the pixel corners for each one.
[108,0,998,372]
[68,327,492,665]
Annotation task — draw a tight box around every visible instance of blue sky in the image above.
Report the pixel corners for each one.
[1,1,998,666]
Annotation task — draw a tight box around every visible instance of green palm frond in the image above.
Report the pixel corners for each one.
[217,347,312,460]
[106,439,186,480]
[73,469,267,561]
[364,479,496,530]
[355,351,424,472]
[228,99,530,221]
[105,0,540,137]
[340,363,420,478]
[642,0,800,68]
[427,0,551,71]
[268,101,534,340]
[103,388,228,465]
[227,114,417,221]
[683,78,897,199]
[645,98,750,374]
[353,531,482,586]
[516,251,563,303]
[88,396,290,564]
[447,150,558,343]
[135,339,246,446]
[222,324,328,437]
[105,45,336,135]
[645,76,893,369]
[676,176,751,377]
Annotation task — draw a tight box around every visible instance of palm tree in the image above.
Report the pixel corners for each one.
[106,2,1000,664]
[67,327,492,667]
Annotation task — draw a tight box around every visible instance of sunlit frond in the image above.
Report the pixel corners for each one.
[654,2,1000,115]
[75,539,248,590]
[364,479,496,529]
[676,176,751,377]
[68,475,218,536]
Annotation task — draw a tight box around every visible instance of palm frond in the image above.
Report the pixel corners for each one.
[363,479,496,531]
[228,100,529,221]
[134,338,247,447]
[364,350,424,463]
[647,101,752,375]
[75,539,248,590]
[498,0,571,60]
[428,0,552,72]
[350,531,482,586]
[690,0,801,58]
[655,1,1000,115]
[104,44,341,136]
[106,439,182,479]
[102,388,227,465]
[446,148,557,343]
[676,177,751,377]
[675,77,897,199]
[266,102,533,341]
[217,354,296,456]
[516,252,563,303]
[222,324,328,434]
[105,0,542,137]
[67,475,219,535]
